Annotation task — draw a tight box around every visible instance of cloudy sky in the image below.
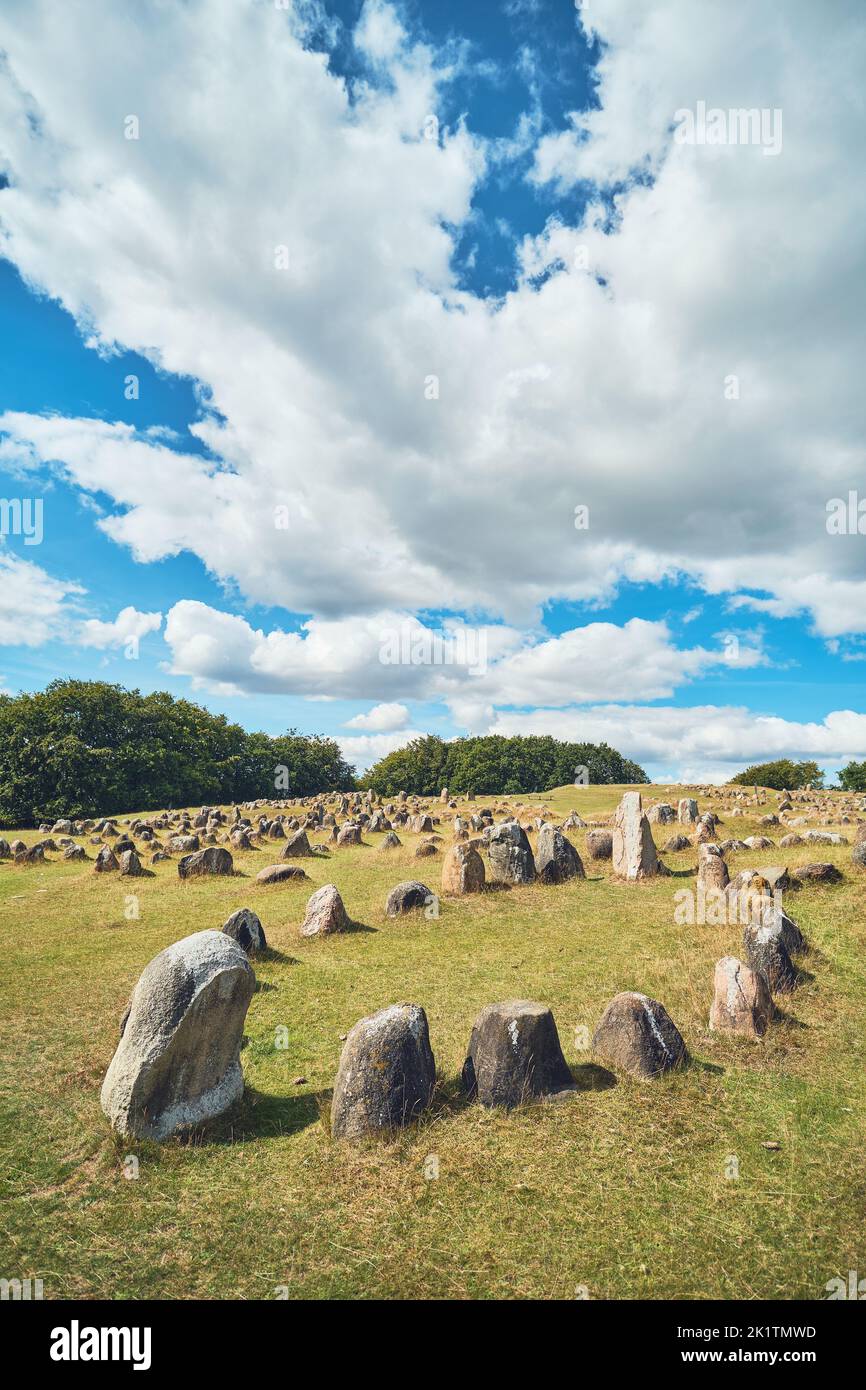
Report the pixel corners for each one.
[1,0,865,782]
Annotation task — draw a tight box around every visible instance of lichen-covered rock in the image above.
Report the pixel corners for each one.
[744,919,798,993]
[385,880,434,916]
[100,930,255,1141]
[379,831,402,850]
[300,884,349,937]
[178,847,233,879]
[462,1000,575,1108]
[697,844,728,891]
[592,992,688,1079]
[222,908,267,953]
[535,825,585,884]
[119,848,144,877]
[487,821,536,885]
[791,862,843,884]
[441,843,485,895]
[709,956,773,1038]
[330,1003,435,1140]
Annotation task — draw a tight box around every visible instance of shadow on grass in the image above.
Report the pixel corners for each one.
[255,947,302,964]
[198,1087,324,1144]
[569,1062,617,1091]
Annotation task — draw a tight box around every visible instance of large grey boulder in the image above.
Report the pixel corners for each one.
[300,883,349,937]
[462,1001,575,1108]
[612,792,662,880]
[222,908,267,954]
[709,956,773,1037]
[100,930,255,1141]
[487,821,536,885]
[282,830,313,858]
[678,798,699,824]
[791,862,843,884]
[178,847,233,879]
[330,1003,436,1140]
[592,992,687,1079]
[535,825,584,884]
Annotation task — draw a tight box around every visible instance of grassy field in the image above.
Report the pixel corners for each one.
[1,783,864,1301]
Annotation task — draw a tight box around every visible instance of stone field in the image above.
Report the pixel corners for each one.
[1,782,864,1299]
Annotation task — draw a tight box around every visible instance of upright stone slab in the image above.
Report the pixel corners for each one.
[100,930,255,1141]
[709,956,773,1037]
[744,919,798,993]
[592,991,687,1078]
[441,843,485,895]
[300,883,349,937]
[612,793,661,880]
[487,821,536,885]
[222,908,267,953]
[697,843,729,891]
[535,825,585,884]
[678,798,699,824]
[462,1001,575,1108]
[330,1003,436,1140]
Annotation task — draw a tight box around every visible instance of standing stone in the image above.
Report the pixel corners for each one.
[709,956,773,1037]
[744,919,799,993]
[300,884,350,937]
[222,908,267,953]
[441,842,485,895]
[94,845,119,873]
[281,829,313,858]
[678,798,699,825]
[330,1003,436,1140]
[336,823,362,846]
[612,792,661,880]
[379,831,402,850]
[178,847,234,879]
[535,825,585,884]
[592,992,688,1078]
[100,930,255,1141]
[697,844,729,891]
[487,821,536,885]
[119,848,144,877]
[385,881,434,916]
[462,1001,575,1109]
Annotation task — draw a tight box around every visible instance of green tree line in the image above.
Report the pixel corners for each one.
[0,680,355,827]
[360,734,648,795]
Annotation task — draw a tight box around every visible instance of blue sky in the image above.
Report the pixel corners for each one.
[1,0,865,781]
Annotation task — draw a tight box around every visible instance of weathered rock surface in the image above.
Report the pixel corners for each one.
[100,930,255,1141]
[330,1003,435,1140]
[487,821,536,885]
[222,908,267,953]
[441,843,485,895]
[586,829,613,859]
[612,792,662,880]
[535,825,585,884]
[709,956,773,1037]
[592,992,687,1079]
[385,880,434,916]
[255,863,310,886]
[300,883,349,937]
[462,1000,575,1108]
[178,847,234,880]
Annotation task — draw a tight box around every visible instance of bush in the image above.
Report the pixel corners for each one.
[0,680,355,826]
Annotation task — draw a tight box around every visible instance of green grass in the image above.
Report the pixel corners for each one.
[1,784,865,1300]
